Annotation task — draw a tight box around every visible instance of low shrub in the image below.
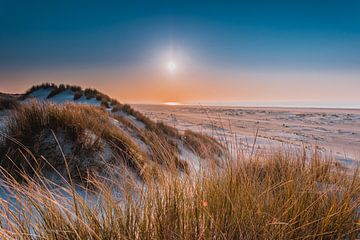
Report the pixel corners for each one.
[101,99,110,108]
[84,88,99,99]
[19,82,56,100]
[47,84,66,98]
[73,91,83,100]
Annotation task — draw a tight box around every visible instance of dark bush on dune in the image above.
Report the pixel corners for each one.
[96,94,103,101]
[22,83,117,109]
[84,88,99,99]
[47,84,66,98]
[83,88,111,103]
[68,85,82,92]
[73,91,83,100]
[19,83,56,100]
[101,99,110,108]
[25,83,56,94]
[110,98,121,106]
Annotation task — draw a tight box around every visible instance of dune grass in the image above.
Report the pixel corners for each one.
[111,104,224,173]
[0,101,146,182]
[20,83,118,107]
[184,129,225,159]
[0,97,19,111]
[0,148,358,239]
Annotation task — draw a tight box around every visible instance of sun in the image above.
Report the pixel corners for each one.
[163,101,180,106]
[166,61,177,72]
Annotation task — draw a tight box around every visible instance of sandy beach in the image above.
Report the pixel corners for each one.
[135,104,360,165]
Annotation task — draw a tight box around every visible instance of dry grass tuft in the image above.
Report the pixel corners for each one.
[0,97,19,111]
[115,104,156,129]
[184,129,226,159]
[73,91,83,100]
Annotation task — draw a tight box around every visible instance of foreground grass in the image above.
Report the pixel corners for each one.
[0,149,358,239]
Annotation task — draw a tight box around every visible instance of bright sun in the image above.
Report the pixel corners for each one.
[167,61,177,72]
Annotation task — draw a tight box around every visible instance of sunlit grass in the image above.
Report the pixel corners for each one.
[0,147,358,239]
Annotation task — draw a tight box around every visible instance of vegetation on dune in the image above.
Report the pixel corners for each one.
[0,149,358,239]
[100,99,110,108]
[0,96,19,111]
[21,83,202,149]
[20,83,117,107]
[0,101,146,182]
[73,90,83,100]
[111,102,224,172]
[112,109,192,173]
[21,82,56,98]
[112,114,189,173]
[114,103,156,129]
[0,99,224,183]
[184,129,225,159]
[47,84,67,98]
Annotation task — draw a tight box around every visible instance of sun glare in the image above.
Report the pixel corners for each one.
[167,61,177,72]
[163,102,180,106]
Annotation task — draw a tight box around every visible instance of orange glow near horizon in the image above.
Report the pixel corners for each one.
[1,68,360,107]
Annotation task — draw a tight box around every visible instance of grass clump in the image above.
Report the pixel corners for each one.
[0,97,19,110]
[47,83,67,98]
[19,82,56,100]
[23,82,56,95]
[112,114,188,173]
[47,84,83,98]
[73,91,83,100]
[184,130,225,159]
[0,149,358,239]
[112,104,226,168]
[101,99,110,108]
[115,104,156,129]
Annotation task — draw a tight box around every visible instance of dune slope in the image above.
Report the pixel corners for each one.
[0,83,225,184]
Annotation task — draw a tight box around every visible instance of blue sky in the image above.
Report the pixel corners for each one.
[0,1,360,106]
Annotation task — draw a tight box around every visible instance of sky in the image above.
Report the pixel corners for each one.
[0,1,360,107]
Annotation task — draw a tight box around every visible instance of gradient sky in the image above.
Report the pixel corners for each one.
[1,1,360,107]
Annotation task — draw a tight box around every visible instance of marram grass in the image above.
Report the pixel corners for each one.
[0,148,358,240]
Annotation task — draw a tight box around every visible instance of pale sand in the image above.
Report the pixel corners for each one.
[134,104,360,165]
